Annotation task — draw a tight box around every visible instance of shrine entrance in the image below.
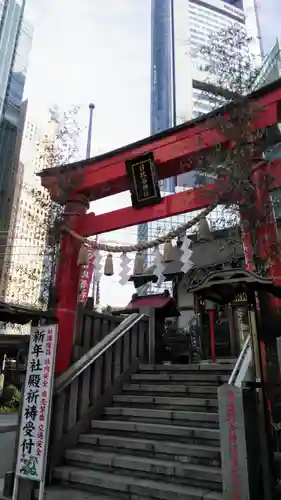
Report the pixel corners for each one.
[129,223,247,362]
[39,78,281,380]
[25,76,281,500]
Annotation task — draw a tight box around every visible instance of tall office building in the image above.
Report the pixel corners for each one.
[0,0,25,118]
[137,0,261,294]
[4,112,58,306]
[254,38,281,90]
[150,0,261,188]
[0,1,33,294]
[252,38,281,227]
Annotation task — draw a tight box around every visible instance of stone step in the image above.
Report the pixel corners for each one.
[122,384,218,396]
[65,448,222,489]
[91,420,220,446]
[104,407,219,429]
[103,415,219,429]
[45,486,114,500]
[112,394,218,411]
[210,358,236,364]
[139,364,234,373]
[131,373,229,384]
[53,466,223,500]
[79,433,221,465]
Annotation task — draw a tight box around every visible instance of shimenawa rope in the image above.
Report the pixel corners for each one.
[63,204,216,254]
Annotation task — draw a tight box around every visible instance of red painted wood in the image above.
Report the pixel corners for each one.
[79,184,216,237]
[54,231,80,375]
[254,168,281,287]
[77,165,281,238]
[261,159,281,191]
[54,197,89,375]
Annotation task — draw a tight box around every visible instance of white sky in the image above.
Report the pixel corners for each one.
[24,0,151,307]
[24,0,151,155]
[256,0,281,53]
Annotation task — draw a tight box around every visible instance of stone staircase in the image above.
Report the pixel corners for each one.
[48,361,235,500]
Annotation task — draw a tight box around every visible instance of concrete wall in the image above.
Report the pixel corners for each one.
[0,413,18,478]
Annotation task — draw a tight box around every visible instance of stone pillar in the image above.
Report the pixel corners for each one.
[218,384,261,499]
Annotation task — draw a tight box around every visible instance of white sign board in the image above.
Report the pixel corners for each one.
[15,324,57,482]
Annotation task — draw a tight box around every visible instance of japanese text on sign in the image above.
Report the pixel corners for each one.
[15,325,57,482]
[132,159,156,202]
[79,248,95,303]
[138,163,149,199]
[227,391,241,500]
[125,152,161,210]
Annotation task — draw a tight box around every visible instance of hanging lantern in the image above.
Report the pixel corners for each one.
[133,251,144,275]
[104,253,114,276]
[163,240,173,263]
[198,217,213,241]
[77,245,89,266]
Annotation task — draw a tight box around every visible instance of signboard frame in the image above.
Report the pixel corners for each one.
[125,152,162,209]
[12,324,58,500]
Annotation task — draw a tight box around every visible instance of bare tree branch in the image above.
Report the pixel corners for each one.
[189,24,280,273]
[6,106,83,309]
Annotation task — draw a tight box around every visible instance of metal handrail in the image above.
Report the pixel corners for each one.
[228,335,251,385]
[54,313,148,395]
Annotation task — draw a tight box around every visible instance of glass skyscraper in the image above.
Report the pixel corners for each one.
[137,0,175,251]
[150,0,173,137]
[0,0,33,293]
[0,0,26,118]
[252,38,281,227]
[254,38,281,89]
[137,0,261,294]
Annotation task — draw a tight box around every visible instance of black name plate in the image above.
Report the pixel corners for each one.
[126,152,161,209]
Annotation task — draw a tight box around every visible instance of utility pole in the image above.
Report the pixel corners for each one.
[86,103,95,159]
[85,103,100,305]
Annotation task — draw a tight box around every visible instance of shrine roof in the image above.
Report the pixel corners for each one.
[126,292,179,317]
[187,268,281,304]
[130,234,244,287]
[0,334,30,356]
[38,77,281,179]
[0,301,54,325]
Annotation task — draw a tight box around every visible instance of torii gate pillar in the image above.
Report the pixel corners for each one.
[53,195,89,375]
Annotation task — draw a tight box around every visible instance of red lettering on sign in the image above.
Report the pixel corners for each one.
[227,391,241,500]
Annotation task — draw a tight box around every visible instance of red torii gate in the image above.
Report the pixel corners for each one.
[40,78,281,376]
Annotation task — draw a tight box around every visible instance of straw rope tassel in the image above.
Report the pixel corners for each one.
[104,253,114,276]
[133,251,144,275]
[163,241,173,262]
[77,245,89,266]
